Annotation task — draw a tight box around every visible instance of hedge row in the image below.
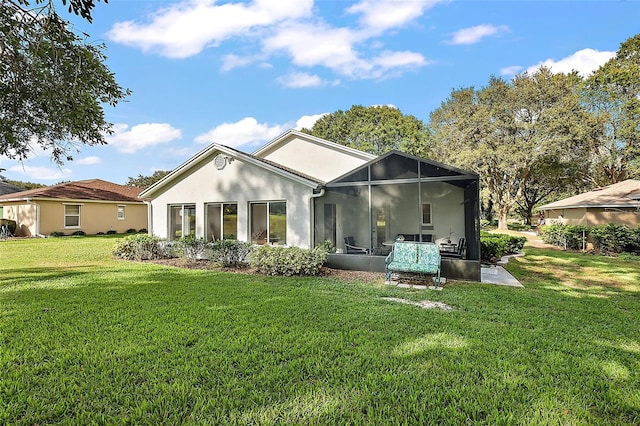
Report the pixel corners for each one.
[112,235,327,276]
[541,223,640,254]
[480,232,527,263]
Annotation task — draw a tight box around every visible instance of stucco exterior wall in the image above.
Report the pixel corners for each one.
[1,200,147,236]
[544,207,640,227]
[2,203,37,236]
[259,136,370,183]
[148,152,314,248]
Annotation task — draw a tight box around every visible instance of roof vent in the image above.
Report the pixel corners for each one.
[214,154,228,170]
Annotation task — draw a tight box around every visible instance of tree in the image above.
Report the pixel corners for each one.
[301,105,430,156]
[0,176,47,190]
[429,68,597,230]
[582,34,640,185]
[126,170,171,188]
[1,0,130,166]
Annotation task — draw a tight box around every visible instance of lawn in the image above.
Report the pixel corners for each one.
[1,237,639,425]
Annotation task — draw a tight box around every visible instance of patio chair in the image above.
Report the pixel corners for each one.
[344,236,369,254]
[441,237,466,259]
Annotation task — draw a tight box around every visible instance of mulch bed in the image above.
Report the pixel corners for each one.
[145,258,386,283]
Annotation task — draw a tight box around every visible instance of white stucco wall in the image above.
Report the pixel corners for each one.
[148,152,315,248]
[258,135,371,183]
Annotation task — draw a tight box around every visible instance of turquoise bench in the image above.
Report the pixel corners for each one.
[385,241,441,285]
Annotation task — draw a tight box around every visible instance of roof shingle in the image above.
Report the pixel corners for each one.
[0,179,144,203]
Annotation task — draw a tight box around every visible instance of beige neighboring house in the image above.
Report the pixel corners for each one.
[141,129,482,280]
[0,179,147,237]
[538,179,640,227]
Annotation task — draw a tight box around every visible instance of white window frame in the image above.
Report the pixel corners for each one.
[63,203,82,228]
[421,202,432,226]
[205,202,238,241]
[117,205,126,220]
[250,201,287,245]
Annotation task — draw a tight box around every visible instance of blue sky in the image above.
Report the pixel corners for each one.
[2,0,639,186]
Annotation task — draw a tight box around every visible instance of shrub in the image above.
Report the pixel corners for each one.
[49,231,65,237]
[106,230,117,235]
[138,228,147,234]
[175,236,211,260]
[541,224,588,250]
[318,239,336,253]
[479,233,527,263]
[589,223,636,254]
[112,234,173,261]
[209,240,253,268]
[97,232,105,235]
[126,228,137,234]
[72,230,85,236]
[250,245,327,276]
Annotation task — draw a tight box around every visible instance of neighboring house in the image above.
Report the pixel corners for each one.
[538,179,640,227]
[0,180,25,218]
[0,179,147,237]
[140,129,481,280]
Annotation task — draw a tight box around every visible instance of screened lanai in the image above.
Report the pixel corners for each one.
[314,151,481,280]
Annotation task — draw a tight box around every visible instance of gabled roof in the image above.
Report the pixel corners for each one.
[139,143,323,198]
[538,179,640,210]
[0,181,25,196]
[252,129,376,162]
[0,179,144,203]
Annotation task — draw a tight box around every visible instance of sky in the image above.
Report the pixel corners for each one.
[2,0,639,186]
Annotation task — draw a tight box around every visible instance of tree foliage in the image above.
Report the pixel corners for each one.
[301,105,430,156]
[1,0,129,165]
[125,170,171,188]
[429,68,597,229]
[582,33,640,185]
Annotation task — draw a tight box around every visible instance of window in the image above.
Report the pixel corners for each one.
[64,204,81,228]
[421,203,432,225]
[251,201,286,245]
[206,203,237,241]
[117,205,125,220]
[169,204,196,240]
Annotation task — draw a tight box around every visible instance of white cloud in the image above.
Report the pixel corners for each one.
[76,156,101,165]
[264,21,428,79]
[107,0,313,58]
[106,123,182,154]
[447,24,509,45]
[500,65,523,76]
[195,117,284,147]
[295,113,328,130]
[526,48,615,77]
[108,0,435,82]
[347,0,445,33]
[8,165,72,181]
[277,72,324,88]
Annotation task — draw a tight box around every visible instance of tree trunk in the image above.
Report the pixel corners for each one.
[497,208,510,230]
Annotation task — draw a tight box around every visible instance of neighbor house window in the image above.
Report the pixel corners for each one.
[117,205,125,220]
[250,201,286,245]
[206,203,237,241]
[64,204,81,228]
[169,204,196,240]
[421,203,432,226]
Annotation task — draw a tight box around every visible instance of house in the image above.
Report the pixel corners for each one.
[0,179,148,237]
[140,130,481,280]
[0,180,25,218]
[538,179,640,227]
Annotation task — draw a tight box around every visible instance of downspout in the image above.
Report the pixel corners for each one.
[309,187,326,248]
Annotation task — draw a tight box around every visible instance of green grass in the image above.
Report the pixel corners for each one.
[1,237,639,424]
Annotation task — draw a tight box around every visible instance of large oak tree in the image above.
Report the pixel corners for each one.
[1,0,129,166]
[429,68,598,229]
[301,105,430,156]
